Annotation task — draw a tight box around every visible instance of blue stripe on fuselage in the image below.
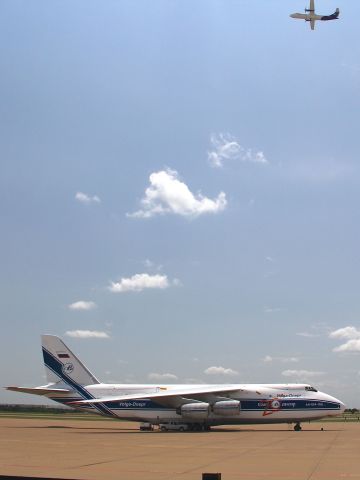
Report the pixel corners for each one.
[241,399,340,411]
[94,399,173,410]
[97,398,340,412]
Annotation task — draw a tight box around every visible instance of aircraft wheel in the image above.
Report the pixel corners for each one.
[294,423,302,431]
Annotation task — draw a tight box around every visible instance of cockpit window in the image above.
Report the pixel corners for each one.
[305,386,318,392]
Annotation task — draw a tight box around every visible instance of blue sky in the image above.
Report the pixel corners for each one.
[1,0,360,407]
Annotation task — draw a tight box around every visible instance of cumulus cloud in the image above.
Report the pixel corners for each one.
[148,372,178,381]
[127,169,227,218]
[65,330,109,339]
[333,340,360,353]
[281,370,325,380]
[68,301,97,311]
[75,192,101,205]
[208,133,268,168]
[329,326,360,340]
[108,273,174,293]
[204,366,239,376]
[330,326,360,353]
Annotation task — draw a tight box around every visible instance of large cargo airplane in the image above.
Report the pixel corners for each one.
[290,0,340,30]
[7,335,345,431]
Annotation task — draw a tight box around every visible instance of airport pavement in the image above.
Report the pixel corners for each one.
[1,418,359,480]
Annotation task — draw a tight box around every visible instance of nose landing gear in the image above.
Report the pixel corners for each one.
[294,422,302,431]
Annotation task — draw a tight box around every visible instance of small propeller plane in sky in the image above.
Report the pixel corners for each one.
[6,335,345,431]
[290,0,340,30]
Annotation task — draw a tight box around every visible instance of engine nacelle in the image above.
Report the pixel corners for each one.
[212,400,241,416]
[180,402,210,419]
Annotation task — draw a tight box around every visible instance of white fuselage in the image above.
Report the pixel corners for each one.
[290,13,324,21]
[48,382,345,425]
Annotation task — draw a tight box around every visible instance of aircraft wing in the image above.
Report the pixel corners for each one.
[310,18,316,30]
[6,386,72,396]
[310,0,315,12]
[70,386,251,406]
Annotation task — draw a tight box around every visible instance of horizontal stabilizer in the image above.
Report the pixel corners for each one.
[6,386,72,396]
[70,385,243,405]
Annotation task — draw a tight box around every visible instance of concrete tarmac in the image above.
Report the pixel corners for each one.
[1,418,359,480]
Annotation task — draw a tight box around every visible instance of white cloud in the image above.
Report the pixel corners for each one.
[143,259,164,272]
[208,133,268,168]
[144,259,154,268]
[296,323,330,338]
[296,332,320,338]
[127,169,227,218]
[263,356,299,364]
[263,306,284,313]
[75,192,101,205]
[109,273,174,293]
[204,366,239,376]
[333,340,360,353]
[148,372,178,381]
[68,301,97,311]
[65,330,110,339]
[282,370,325,380]
[265,256,275,263]
[329,326,360,340]
[283,357,300,363]
[118,359,129,365]
[208,133,242,168]
[329,326,360,353]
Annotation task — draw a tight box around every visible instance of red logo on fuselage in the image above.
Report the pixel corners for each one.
[262,398,281,416]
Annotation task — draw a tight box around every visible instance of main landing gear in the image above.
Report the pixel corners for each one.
[189,424,211,432]
[294,422,302,431]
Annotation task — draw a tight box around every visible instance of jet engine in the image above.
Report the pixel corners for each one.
[212,400,241,416]
[180,402,210,419]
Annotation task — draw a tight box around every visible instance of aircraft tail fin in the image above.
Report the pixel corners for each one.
[321,8,340,20]
[42,335,100,386]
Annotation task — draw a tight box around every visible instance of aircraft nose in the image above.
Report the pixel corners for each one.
[321,392,346,413]
[329,395,346,413]
[338,399,346,413]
